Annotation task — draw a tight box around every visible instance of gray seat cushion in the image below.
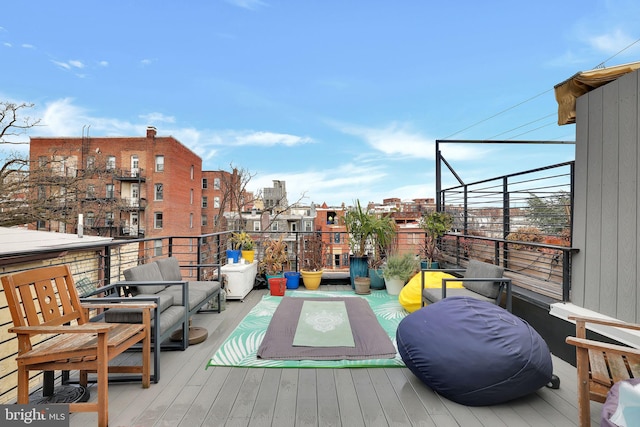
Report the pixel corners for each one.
[161,288,208,311]
[124,262,167,294]
[104,293,174,322]
[188,280,221,297]
[105,305,185,337]
[422,287,494,304]
[462,260,504,299]
[155,257,183,281]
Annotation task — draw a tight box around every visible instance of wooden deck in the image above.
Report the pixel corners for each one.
[70,285,602,427]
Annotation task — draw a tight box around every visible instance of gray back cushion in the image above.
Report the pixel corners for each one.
[123,262,166,294]
[155,257,183,281]
[462,260,504,299]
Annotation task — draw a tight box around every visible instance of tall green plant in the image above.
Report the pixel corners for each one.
[369,214,397,268]
[343,199,374,257]
[419,211,453,266]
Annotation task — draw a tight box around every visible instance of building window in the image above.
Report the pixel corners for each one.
[253,221,261,231]
[155,183,163,201]
[214,214,219,226]
[214,178,220,189]
[214,196,220,208]
[86,185,95,199]
[106,156,116,170]
[202,197,208,208]
[201,215,208,226]
[154,212,163,229]
[202,178,208,189]
[38,156,47,167]
[86,212,95,227]
[106,212,114,226]
[155,155,164,172]
[304,220,312,232]
[86,156,95,169]
[37,185,46,199]
[190,213,194,228]
[190,189,194,205]
[154,240,163,256]
[106,184,114,199]
[334,232,341,244]
[131,155,139,177]
[271,222,279,232]
[190,165,194,180]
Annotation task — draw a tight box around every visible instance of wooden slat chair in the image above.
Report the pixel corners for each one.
[1,265,155,427]
[566,315,640,427]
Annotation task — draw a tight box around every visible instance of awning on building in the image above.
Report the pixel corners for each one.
[554,61,640,125]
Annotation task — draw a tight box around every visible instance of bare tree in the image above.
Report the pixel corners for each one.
[216,164,260,232]
[1,102,40,144]
[0,102,91,229]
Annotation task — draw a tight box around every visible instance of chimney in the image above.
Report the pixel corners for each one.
[146,126,157,139]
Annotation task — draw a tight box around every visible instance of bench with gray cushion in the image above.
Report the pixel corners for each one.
[82,257,221,382]
[421,259,512,312]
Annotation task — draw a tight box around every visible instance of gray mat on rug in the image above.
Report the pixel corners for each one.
[257,296,397,360]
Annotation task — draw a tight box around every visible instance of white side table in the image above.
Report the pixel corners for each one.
[221,261,258,301]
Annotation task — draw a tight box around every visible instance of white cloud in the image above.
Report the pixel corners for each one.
[38,98,140,137]
[251,162,389,207]
[140,59,154,66]
[232,131,313,147]
[51,59,85,71]
[225,0,268,11]
[588,29,637,55]
[21,44,35,49]
[333,121,486,162]
[139,112,176,124]
[98,60,109,67]
[68,60,84,69]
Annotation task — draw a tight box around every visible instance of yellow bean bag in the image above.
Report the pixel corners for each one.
[398,271,464,312]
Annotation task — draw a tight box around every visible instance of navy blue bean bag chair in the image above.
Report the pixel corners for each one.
[397,297,553,406]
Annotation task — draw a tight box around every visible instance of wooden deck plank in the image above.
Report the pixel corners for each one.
[295,369,319,426]
[226,368,264,426]
[351,368,389,426]
[178,367,232,426]
[334,368,366,427]
[247,368,281,427]
[317,369,341,427]
[368,368,413,426]
[386,368,437,427]
[67,287,586,427]
[272,368,298,427]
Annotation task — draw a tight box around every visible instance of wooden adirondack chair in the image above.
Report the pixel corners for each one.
[566,315,640,427]
[1,265,155,427]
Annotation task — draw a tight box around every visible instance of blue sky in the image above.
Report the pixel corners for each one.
[2,1,640,207]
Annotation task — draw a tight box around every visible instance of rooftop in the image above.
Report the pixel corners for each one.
[69,285,598,426]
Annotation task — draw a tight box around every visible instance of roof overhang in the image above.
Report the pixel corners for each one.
[554,60,640,125]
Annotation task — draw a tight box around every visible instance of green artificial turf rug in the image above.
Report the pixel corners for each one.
[207,290,408,368]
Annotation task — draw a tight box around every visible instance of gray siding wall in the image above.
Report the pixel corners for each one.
[572,69,640,322]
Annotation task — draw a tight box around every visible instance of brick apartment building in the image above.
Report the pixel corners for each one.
[29,127,238,239]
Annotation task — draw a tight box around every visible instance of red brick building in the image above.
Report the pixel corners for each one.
[29,127,230,239]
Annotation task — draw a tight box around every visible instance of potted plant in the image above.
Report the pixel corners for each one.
[342,199,376,288]
[382,252,420,295]
[259,236,288,276]
[259,236,288,295]
[368,214,397,290]
[299,232,326,290]
[419,211,453,269]
[231,231,255,263]
[226,233,242,264]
